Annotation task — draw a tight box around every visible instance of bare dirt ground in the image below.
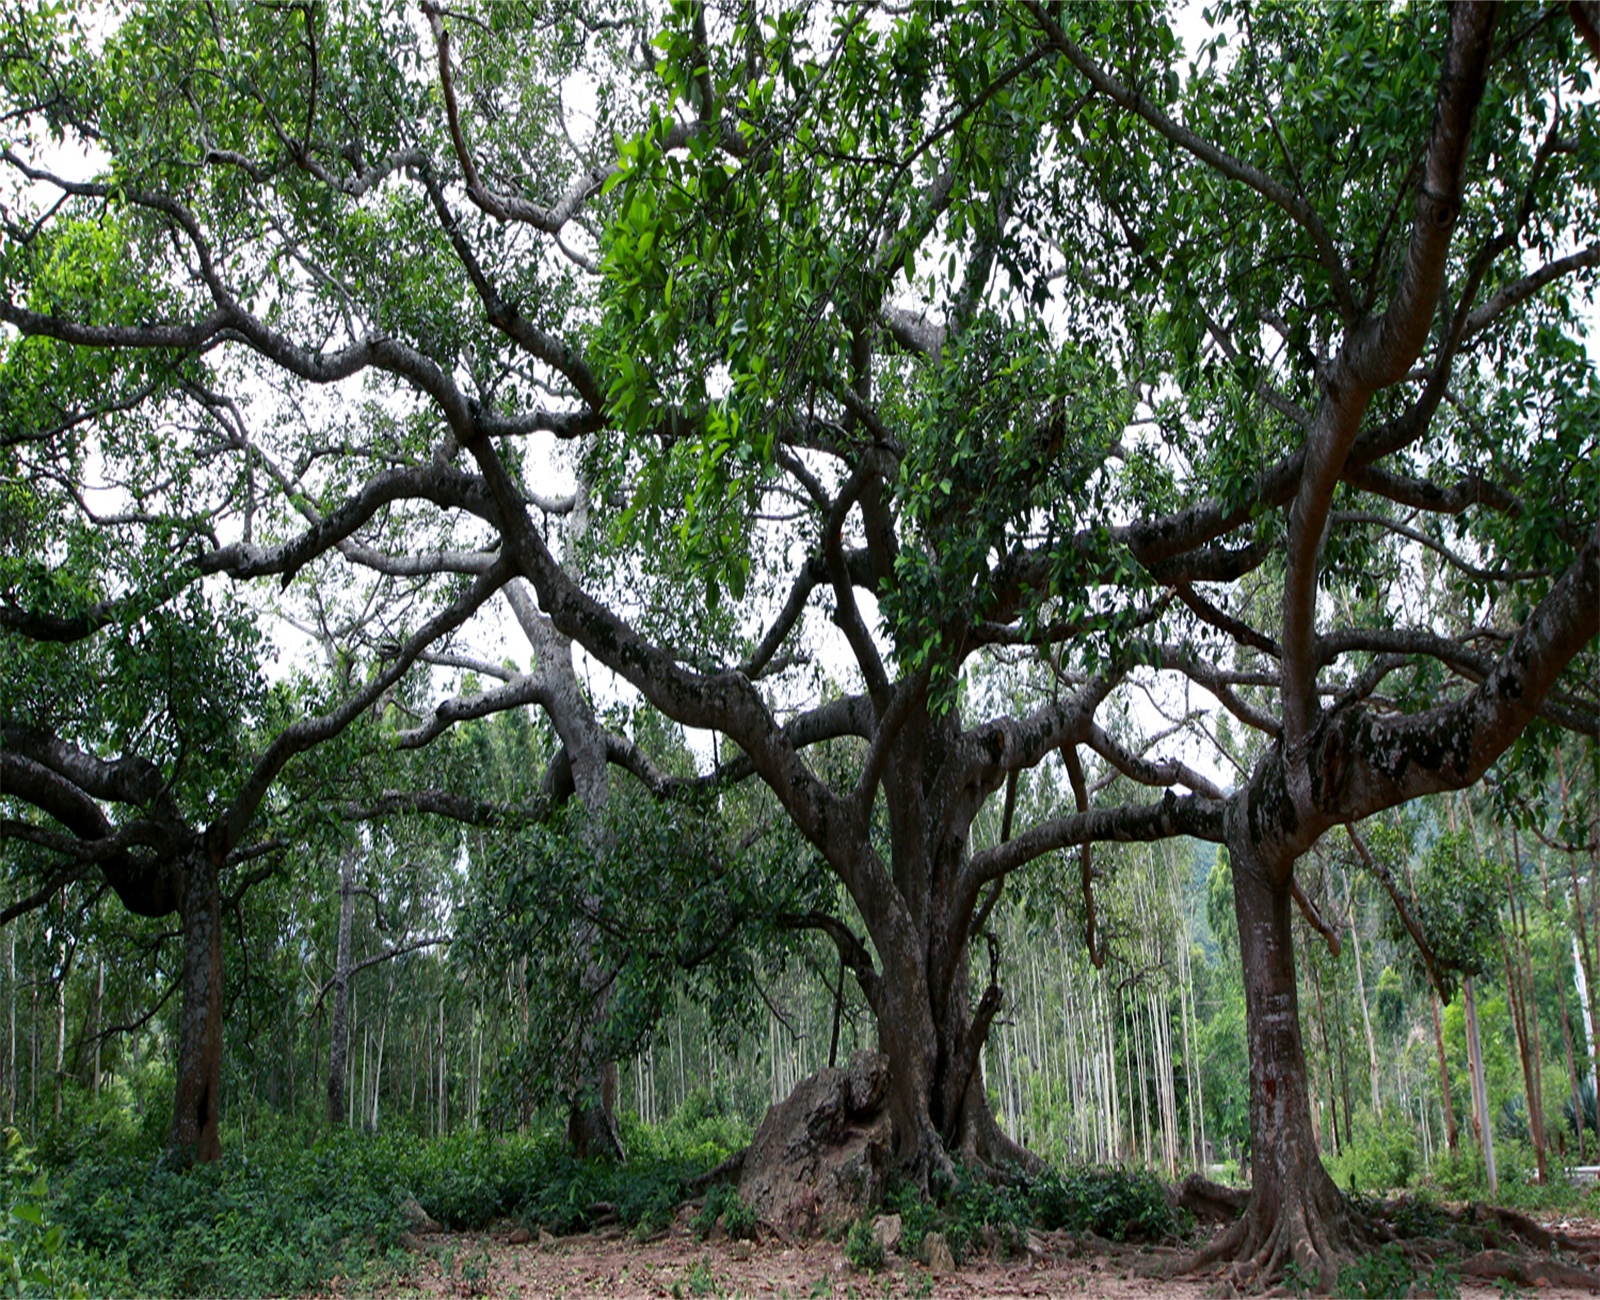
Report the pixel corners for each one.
[338,1212,1600,1299]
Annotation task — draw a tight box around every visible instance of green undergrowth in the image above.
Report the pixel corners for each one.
[857,1163,1184,1270]
[1322,1120,1600,1217]
[1283,1243,1463,1300]
[31,1104,747,1298]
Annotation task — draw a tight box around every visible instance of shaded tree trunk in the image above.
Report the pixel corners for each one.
[169,847,224,1161]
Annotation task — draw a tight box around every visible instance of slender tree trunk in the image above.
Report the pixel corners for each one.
[1310,956,1339,1155]
[1341,867,1381,1118]
[91,959,103,1101]
[1576,933,1600,1107]
[327,845,356,1126]
[1474,804,1547,1181]
[53,953,66,1122]
[369,992,385,1133]
[1463,976,1498,1194]
[1569,857,1600,1100]
[1543,856,1586,1161]
[1431,990,1460,1155]
[169,848,224,1161]
[29,967,37,1128]
[5,928,13,1125]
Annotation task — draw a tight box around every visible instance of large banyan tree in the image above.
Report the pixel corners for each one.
[1,0,1596,1282]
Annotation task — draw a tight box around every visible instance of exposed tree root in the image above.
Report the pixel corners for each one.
[1173,1172,1249,1224]
[1176,1183,1600,1293]
[1463,1249,1600,1292]
[687,1146,745,1192]
[955,1096,1044,1179]
[1478,1202,1587,1254]
[1174,1178,1372,1292]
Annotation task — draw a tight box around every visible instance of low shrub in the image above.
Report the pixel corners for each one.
[691,1183,756,1241]
[880,1161,1179,1268]
[1328,1111,1419,1194]
[843,1215,885,1271]
[1333,1243,1459,1299]
[1027,1165,1179,1242]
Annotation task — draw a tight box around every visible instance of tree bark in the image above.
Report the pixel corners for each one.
[1198,819,1357,1290]
[507,585,626,1161]
[169,847,224,1161]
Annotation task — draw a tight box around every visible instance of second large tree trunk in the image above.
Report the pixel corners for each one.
[1203,819,1356,1289]
[169,847,224,1162]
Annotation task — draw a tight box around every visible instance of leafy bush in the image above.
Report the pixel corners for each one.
[1331,1111,1418,1193]
[843,1216,885,1271]
[880,1161,1177,1267]
[1334,1243,1458,1299]
[1426,1146,1489,1201]
[626,1086,752,1165]
[691,1183,756,1240]
[43,1119,740,1297]
[1027,1166,1178,1241]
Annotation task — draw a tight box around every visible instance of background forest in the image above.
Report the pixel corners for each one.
[2,718,1598,1293]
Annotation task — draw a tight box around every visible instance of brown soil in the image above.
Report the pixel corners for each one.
[330,1212,1600,1299]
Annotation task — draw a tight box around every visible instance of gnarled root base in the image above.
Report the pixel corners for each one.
[1178,1177,1371,1292]
[1178,1183,1600,1293]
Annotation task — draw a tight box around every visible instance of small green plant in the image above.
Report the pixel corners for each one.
[0,1129,87,1299]
[1282,1259,1316,1298]
[1335,1243,1418,1298]
[1424,1262,1461,1298]
[722,1193,759,1241]
[843,1217,885,1272]
[692,1183,756,1240]
[1027,1166,1178,1242]
[673,1256,720,1297]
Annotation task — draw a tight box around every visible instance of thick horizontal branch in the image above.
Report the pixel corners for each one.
[1087,724,1226,800]
[968,791,1227,887]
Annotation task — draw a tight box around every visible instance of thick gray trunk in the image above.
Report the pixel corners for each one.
[169,848,223,1161]
[511,585,625,1160]
[1215,814,1352,1289]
